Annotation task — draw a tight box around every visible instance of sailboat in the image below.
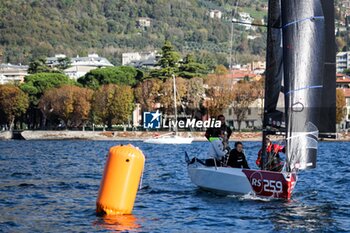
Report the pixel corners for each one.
[186,0,336,199]
[144,74,193,144]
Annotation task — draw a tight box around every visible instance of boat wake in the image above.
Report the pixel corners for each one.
[236,192,274,202]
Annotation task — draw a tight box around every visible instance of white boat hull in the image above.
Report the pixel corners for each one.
[144,136,193,144]
[188,166,252,195]
[0,131,12,140]
[187,161,297,199]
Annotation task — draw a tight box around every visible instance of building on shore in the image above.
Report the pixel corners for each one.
[122,51,159,69]
[245,61,266,74]
[233,12,256,31]
[136,17,151,28]
[203,70,263,130]
[336,73,350,88]
[209,10,222,19]
[224,98,264,130]
[132,103,142,128]
[0,63,29,84]
[337,73,350,130]
[46,54,114,80]
[339,88,350,130]
[336,51,350,73]
[205,70,261,85]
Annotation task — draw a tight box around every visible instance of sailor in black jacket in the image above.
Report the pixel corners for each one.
[227,141,250,169]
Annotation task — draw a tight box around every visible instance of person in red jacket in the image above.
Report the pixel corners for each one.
[256,137,285,172]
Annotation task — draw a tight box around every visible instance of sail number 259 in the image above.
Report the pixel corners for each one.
[263,179,283,193]
[251,178,283,193]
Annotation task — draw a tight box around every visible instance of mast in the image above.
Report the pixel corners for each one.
[281,0,325,171]
[262,0,283,170]
[172,74,178,133]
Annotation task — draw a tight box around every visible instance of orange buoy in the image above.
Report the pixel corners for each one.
[96,144,145,215]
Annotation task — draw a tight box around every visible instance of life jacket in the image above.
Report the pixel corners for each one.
[256,144,283,168]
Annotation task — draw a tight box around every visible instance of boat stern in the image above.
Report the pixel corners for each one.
[242,169,297,199]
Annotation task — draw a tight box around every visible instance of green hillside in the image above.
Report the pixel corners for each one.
[0,0,347,66]
[0,0,269,66]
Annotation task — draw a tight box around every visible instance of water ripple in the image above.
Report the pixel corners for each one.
[0,140,349,232]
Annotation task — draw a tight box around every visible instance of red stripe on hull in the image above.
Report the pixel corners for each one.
[242,169,297,199]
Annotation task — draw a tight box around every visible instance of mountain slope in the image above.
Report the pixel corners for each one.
[0,0,271,65]
[2,0,346,66]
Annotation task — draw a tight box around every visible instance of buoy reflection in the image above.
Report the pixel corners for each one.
[95,214,140,232]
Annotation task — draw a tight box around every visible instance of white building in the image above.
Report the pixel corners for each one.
[64,66,100,80]
[224,98,264,130]
[122,51,158,68]
[0,63,29,84]
[235,12,256,31]
[137,18,151,27]
[70,53,113,67]
[47,54,114,80]
[336,51,350,73]
[132,103,142,127]
[246,61,266,74]
[209,10,222,19]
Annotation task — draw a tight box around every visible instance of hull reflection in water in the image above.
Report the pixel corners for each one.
[94,214,140,232]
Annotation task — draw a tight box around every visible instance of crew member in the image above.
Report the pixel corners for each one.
[227,142,250,169]
[205,115,232,149]
[205,128,228,166]
[256,137,284,171]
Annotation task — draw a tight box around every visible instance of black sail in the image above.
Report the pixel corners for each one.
[263,0,283,129]
[281,0,325,171]
[319,0,336,135]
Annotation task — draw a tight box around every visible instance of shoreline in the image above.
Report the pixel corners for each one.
[19,130,265,141]
[0,130,342,141]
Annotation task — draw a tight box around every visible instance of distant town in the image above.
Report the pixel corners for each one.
[1,48,350,132]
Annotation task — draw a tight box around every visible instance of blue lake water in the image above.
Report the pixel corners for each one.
[0,140,349,232]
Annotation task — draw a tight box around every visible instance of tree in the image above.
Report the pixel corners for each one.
[39,85,93,129]
[91,84,134,129]
[342,68,350,76]
[158,77,187,115]
[204,75,235,117]
[214,65,229,75]
[252,78,265,121]
[20,73,75,128]
[0,85,29,130]
[28,57,58,74]
[336,89,346,124]
[114,85,135,125]
[183,77,205,116]
[134,78,162,112]
[56,57,72,70]
[151,40,181,78]
[78,66,142,89]
[21,73,74,105]
[232,81,258,131]
[194,51,218,71]
[336,37,346,52]
[178,54,209,78]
